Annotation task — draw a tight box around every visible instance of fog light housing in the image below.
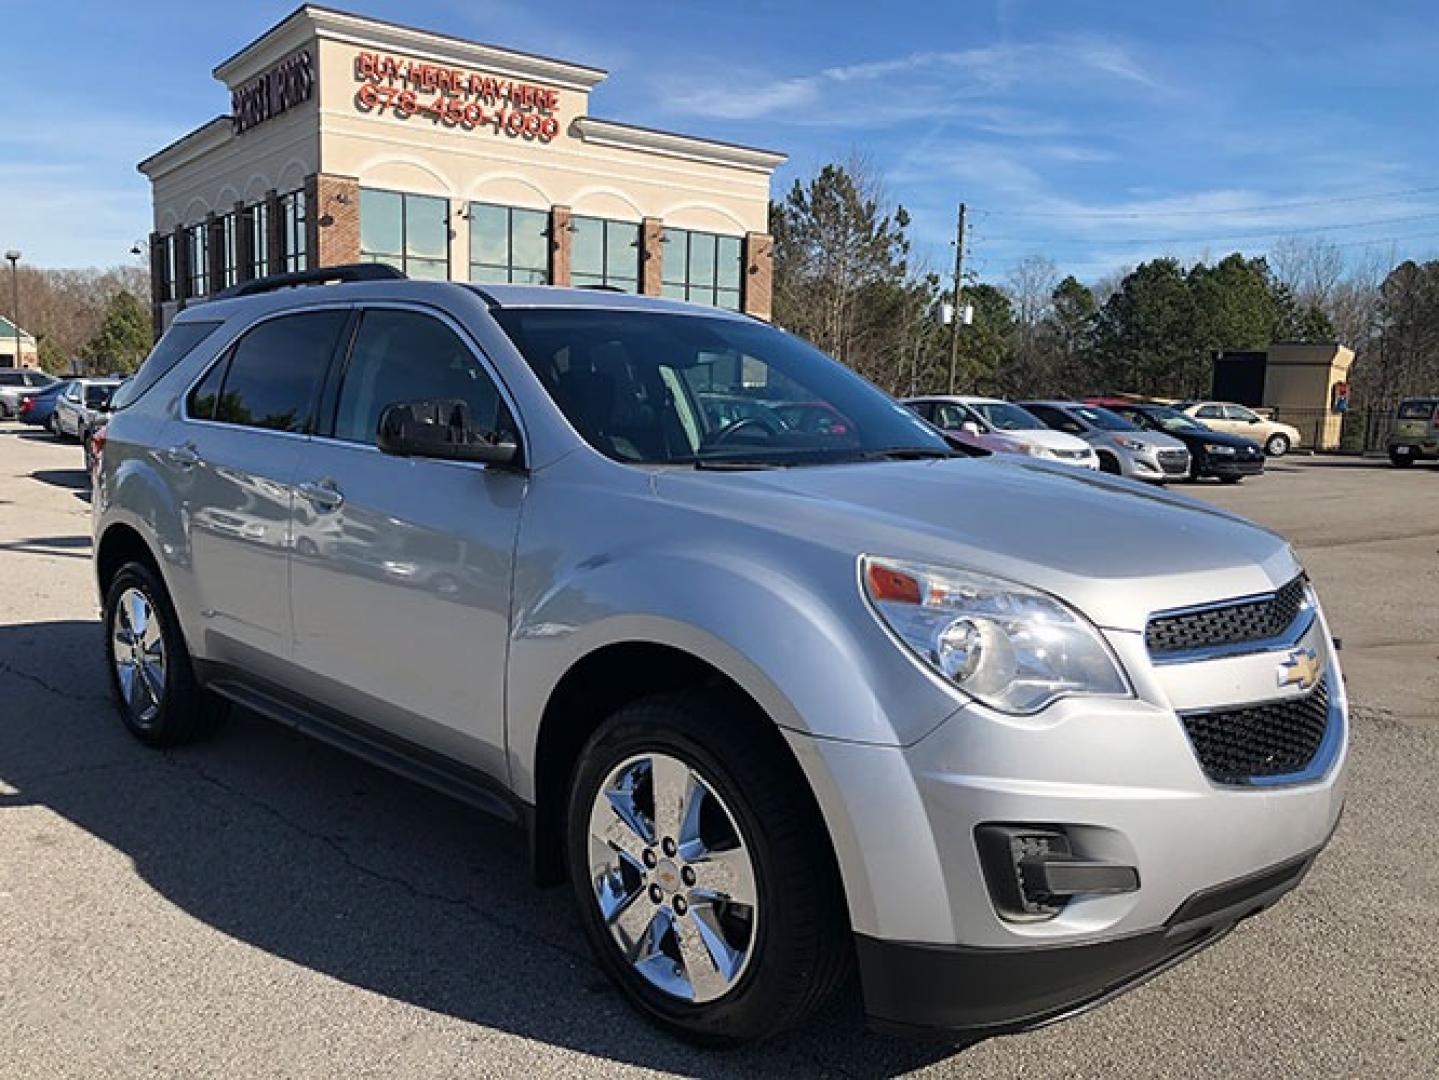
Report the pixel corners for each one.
[976,824,1140,923]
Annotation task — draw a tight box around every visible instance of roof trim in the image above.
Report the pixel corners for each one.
[214,5,608,92]
[572,117,787,174]
[136,116,232,178]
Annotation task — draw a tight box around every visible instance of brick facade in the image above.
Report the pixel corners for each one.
[640,217,663,296]
[264,189,284,275]
[306,173,361,270]
[742,232,774,321]
[549,205,572,286]
[234,200,254,283]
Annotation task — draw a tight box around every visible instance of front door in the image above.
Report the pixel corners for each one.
[1192,403,1234,437]
[288,306,525,779]
[167,307,350,677]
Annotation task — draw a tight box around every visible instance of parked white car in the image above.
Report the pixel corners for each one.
[951,396,1101,468]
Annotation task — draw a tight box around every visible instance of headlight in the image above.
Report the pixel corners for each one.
[862,557,1131,714]
[1111,436,1146,451]
[1206,443,1237,456]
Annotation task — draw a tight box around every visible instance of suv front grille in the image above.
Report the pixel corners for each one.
[1146,575,1307,656]
[1179,678,1330,784]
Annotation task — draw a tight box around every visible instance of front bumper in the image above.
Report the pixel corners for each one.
[783,605,1347,1039]
[1201,455,1265,478]
[855,837,1327,1039]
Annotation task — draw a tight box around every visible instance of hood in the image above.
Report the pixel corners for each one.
[655,456,1297,633]
[1010,428,1093,454]
[1185,428,1264,451]
[1096,428,1187,451]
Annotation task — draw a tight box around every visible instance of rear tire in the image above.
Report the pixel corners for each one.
[103,560,225,747]
[1389,450,1416,468]
[1265,433,1290,457]
[566,690,851,1045]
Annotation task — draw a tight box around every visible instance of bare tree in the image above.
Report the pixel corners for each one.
[1270,235,1345,308]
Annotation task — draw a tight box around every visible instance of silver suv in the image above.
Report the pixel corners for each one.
[93,267,1347,1045]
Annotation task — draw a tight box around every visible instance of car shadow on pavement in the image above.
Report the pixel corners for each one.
[0,534,92,560]
[27,469,91,504]
[0,618,957,1078]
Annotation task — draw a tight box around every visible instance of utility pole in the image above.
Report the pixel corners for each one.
[4,251,19,370]
[946,203,966,394]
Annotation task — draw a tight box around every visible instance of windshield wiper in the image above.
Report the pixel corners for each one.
[691,457,789,471]
[840,447,956,462]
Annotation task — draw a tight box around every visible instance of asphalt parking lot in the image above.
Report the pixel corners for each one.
[2,424,1436,1079]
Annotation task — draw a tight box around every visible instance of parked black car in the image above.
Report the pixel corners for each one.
[1095,401,1265,482]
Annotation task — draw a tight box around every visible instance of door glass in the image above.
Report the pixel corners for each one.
[1196,405,1223,419]
[1226,405,1258,422]
[333,309,506,445]
[188,356,228,420]
[213,311,348,432]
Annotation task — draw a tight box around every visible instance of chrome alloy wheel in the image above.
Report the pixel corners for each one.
[111,587,167,725]
[587,752,759,1004]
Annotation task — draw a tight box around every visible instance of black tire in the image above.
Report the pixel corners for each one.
[103,560,225,747]
[1097,452,1122,475]
[1218,474,1244,484]
[566,690,851,1046]
[47,413,60,436]
[1389,450,1416,468]
[1264,433,1290,457]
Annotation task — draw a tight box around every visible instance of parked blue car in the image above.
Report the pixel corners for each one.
[18,380,75,428]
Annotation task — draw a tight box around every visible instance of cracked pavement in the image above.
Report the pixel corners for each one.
[1,424,1436,1078]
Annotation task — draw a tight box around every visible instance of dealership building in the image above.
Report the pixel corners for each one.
[138,5,785,336]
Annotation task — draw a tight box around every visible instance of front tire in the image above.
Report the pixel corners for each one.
[103,560,225,747]
[1265,433,1291,457]
[566,691,850,1045]
[1389,450,1416,468]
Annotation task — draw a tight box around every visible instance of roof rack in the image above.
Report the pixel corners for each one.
[212,263,406,301]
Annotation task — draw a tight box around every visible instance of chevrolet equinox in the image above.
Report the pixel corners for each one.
[93,265,1347,1045]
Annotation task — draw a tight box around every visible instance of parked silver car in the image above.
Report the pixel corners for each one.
[52,377,122,440]
[0,367,57,417]
[93,268,1346,1045]
[1021,400,1191,482]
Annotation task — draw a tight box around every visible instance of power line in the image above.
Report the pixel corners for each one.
[970,183,1439,219]
[981,210,1439,249]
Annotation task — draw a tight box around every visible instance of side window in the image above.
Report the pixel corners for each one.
[1225,405,1256,422]
[212,311,348,433]
[1030,405,1084,435]
[187,356,229,420]
[908,401,933,422]
[936,404,970,429]
[333,309,506,446]
[1195,405,1223,419]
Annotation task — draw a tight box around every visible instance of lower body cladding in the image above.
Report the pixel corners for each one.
[782,622,1347,1039]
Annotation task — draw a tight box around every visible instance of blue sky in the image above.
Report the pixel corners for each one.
[3,0,1438,284]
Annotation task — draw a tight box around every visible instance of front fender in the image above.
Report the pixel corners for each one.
[504,539,962,802]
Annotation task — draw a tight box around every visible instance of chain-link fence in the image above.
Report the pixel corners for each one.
[1264,407,1398,453]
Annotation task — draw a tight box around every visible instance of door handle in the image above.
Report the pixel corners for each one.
[298,479,344,512]
[164,443,200,469]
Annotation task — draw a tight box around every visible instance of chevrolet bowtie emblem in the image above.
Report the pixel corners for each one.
[1278,646,1322,691]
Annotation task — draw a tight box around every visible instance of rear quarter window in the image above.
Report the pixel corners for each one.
[109,320,223,410]
[1397,400,1438,420]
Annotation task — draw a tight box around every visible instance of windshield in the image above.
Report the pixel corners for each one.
[968,401,1045,431]
[493,308,949,466]
[1397,399,1438,420]
[1070,405,1137,432]
[1140,405,1208,433]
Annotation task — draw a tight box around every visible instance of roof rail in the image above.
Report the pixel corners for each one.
[212,263,406,301]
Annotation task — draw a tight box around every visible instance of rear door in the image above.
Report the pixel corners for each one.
[287,304,525,778]
[166,307,350,676]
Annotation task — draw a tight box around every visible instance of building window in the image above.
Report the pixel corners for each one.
[249,202,270,278]
[571,215,639,292]
[160,234,177,302]
[220,213,239,289]
[662,228,742,310]
[469,203,548,284]
[280,190,306,272]
[360,188,450,280]
[187,223,209,297]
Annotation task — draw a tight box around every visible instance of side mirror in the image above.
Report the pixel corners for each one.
[960,420,982,436]
[377,399,521,467]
